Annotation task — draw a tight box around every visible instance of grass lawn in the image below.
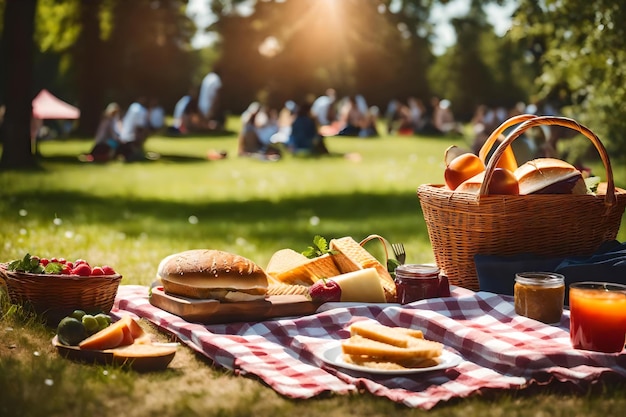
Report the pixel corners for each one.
[1,121,625,416]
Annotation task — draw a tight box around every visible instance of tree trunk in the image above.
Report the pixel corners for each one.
[0,0,38,169]
[75,0,104,137]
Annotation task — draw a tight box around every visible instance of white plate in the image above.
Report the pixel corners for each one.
[320,342,462,375]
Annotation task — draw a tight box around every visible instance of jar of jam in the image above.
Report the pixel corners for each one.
[514,272,565,324]
[394,264,441,304]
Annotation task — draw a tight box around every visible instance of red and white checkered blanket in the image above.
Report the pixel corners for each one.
[113,285,626,410]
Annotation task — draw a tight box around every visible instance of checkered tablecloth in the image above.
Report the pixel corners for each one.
[112,285,626,410]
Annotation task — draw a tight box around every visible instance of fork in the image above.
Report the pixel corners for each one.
[391,243,406,265]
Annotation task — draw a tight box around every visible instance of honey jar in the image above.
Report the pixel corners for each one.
[514,272,565,324]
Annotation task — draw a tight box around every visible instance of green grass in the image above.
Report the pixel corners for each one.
[1,122,626,416]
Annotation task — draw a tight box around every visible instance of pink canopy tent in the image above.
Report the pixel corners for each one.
[31,89,80,119]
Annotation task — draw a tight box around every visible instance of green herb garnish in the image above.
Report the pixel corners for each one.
[301,235,336,259]
[7,253,45,274]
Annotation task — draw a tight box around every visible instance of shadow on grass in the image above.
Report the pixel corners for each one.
[2,189,429,244]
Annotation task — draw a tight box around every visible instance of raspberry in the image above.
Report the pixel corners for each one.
[101,265,116,275]
[309,278,341,303]
[71,263,92,276]
[90,266,105,276]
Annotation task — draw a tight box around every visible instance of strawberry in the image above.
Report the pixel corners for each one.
[61,265,72,275]
[309,278,341,303]
[71,263,92,276]
[40,258,49,266]
[101,265,116,275]
[90,266,105,276]
[74,259,89,266]
[58,258,67,264]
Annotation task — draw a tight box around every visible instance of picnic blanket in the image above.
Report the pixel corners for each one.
[112,285,626,410]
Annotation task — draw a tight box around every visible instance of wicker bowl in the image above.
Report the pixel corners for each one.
[0,263,122,325]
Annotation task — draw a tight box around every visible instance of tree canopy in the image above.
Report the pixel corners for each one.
[2,0,626,168]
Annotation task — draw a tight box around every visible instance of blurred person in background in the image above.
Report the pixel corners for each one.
[81,102,121,162]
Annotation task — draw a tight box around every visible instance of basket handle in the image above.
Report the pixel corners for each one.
[478,113,539,165]
[359,234,390,264]
[478,116,617,206]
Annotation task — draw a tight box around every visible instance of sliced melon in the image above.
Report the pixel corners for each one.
[79,321,126,350]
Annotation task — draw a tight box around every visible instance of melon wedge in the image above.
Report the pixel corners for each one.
[118,315,145,339]
[79,321,126,350]
[79,316,144,350]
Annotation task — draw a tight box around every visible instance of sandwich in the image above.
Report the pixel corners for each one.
[157,249,268,302]
[514,158,588,195]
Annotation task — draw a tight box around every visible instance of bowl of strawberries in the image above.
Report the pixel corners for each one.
[0,253,122,325]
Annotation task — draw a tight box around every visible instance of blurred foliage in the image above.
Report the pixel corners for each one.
[510,0,626,160]
[2,0,626,159]
[428,0,534,119]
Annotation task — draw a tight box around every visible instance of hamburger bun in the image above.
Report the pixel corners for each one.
[157,249,268,302]
[514,158,588,195]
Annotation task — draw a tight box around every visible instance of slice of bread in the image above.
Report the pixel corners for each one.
[349,321,424,348]
[329,236,397,302]
[344,355,440,370]
[341,335,443,361]
[266,249,340,286]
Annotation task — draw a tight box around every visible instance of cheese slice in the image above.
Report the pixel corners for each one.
[332,268,386,303]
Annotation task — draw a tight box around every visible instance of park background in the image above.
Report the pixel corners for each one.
[1,0,626,168]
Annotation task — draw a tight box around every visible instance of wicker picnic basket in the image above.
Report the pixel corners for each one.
[0,263,122,324]
[417,115,626,290]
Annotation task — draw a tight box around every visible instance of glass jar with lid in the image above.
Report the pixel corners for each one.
[394,264,441,304]
[514,272,565,324]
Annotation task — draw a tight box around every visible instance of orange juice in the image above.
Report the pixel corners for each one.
[569,282,626,353]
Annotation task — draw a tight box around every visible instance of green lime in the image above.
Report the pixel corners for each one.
[82,314,100,335]
[70,310,86,321]
[57,317,87,346]
[94,313,111,331]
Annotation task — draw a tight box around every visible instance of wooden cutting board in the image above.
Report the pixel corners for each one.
[149,287,322,324]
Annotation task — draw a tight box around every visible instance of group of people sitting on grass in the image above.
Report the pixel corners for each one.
[384,96,463,136]
[84,96,165,163]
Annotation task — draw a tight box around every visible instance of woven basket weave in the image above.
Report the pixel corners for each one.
[417,115,626,291]
[0,263,122,324]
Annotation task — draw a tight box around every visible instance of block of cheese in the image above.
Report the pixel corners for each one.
[332,268,386,303]
[266,250,340,286]
[329,236,397,302]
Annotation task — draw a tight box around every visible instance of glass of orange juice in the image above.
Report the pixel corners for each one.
[569,282,626,353]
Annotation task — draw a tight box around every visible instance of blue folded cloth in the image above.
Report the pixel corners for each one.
[474,240,626,304]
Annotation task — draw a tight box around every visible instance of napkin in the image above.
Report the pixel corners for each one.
[474,240,626,303]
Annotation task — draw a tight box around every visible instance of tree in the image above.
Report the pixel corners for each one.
[208,0,440,111]
[0,0,38,169]
[510,0,626,159]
